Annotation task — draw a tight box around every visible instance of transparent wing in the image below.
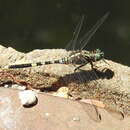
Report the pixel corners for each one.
[66,15,85,51]
[79,12,109,50]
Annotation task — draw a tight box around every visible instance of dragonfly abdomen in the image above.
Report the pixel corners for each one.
[3,57,70,69]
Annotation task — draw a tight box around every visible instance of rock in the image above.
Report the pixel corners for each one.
[0,45,130,128]
[0,87,130,130]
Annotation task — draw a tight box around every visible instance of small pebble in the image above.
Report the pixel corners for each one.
[72,116,80,121]
[12,84,26,90]
[4,84,11,88]
[19,90,38,107]
[45,112,50,117]
[52,87,69,98]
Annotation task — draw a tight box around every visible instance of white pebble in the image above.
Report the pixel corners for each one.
[19,90,38,107]
[4,84,10,88]
[12,84,26,90]
[72,116,80,121]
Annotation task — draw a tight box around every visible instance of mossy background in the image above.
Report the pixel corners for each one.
[0,0,130,65]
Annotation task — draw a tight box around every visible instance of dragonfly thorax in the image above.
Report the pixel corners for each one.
[68,49,104,65]
[88,49,104,62]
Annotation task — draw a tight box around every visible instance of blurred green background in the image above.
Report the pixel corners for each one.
[0,0,130,65]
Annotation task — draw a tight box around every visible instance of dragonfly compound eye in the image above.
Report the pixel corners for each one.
[95,50,104,61]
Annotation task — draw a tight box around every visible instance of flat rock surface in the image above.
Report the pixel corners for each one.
[0,87,130,130]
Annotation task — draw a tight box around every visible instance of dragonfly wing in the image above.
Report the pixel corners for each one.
[66,15,85,51]
[79,12,109,50]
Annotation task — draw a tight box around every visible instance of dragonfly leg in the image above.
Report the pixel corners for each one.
[90,62,100,71]
[74,61,98,72]
[74,64,86,72]
[90,62,94,69]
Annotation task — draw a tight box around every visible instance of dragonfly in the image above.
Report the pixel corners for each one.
[2,12,109,71]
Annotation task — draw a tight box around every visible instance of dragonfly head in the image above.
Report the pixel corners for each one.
[94,49,104,61]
